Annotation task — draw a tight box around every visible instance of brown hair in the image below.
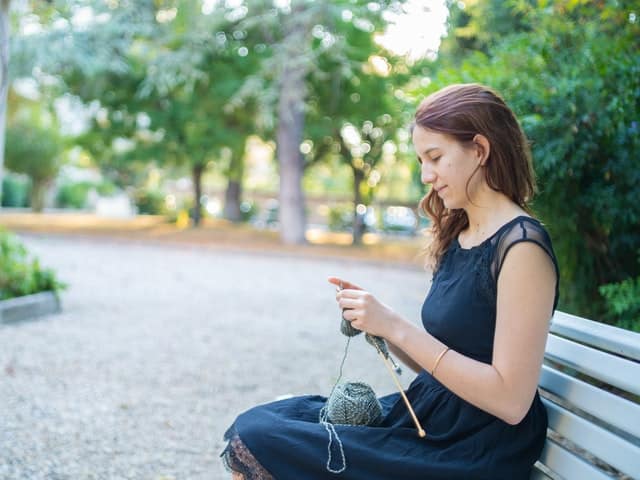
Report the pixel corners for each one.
[414,83,536,269]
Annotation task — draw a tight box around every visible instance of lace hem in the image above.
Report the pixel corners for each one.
[221,426,275,480]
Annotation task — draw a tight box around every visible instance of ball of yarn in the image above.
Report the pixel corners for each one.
[324,381,383,426]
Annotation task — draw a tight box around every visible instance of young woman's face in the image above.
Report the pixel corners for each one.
[412,126,486,210]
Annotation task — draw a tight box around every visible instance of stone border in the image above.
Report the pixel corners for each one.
[0,291,61,325]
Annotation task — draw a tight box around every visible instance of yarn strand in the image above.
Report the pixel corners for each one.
[319,337,351,474]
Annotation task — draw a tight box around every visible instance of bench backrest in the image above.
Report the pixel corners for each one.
[532,311,640,480]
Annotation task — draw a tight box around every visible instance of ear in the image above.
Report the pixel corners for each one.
[473,134,490,166]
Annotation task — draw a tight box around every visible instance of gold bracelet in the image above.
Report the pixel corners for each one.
[430,346,450,377]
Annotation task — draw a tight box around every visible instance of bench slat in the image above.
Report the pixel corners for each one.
[545,335,640,396]
[539,365,640,439]
[530,463,554,480]
[538,438,614,480]
[550,312,640,361]
[543,398,640,478]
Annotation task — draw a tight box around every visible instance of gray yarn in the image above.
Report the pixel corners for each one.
[323,381,383,426]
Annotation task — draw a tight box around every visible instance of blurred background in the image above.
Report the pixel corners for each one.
[0,1,638,479]
[1,0,638,336]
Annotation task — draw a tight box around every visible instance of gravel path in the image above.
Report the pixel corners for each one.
[0,235,429,480]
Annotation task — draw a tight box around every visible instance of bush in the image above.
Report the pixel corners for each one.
[56,181,93,209]
[95,180,117,197]
[599,253,640,332]
[328,205,353,232]
[1,175,31,208]
[134,189,166,215]
[239,200,258,222]
[0,230,66,300]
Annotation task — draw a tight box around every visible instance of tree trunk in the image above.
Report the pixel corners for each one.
[276,10,309,245]
[352,167,365,245]
[224,179,242,222]
[31,179,46,213]
[223,147,244,222]
[0,1,11,205]
[191,163,204,227]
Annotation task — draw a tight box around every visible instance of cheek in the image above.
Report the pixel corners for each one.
[447,161,465,183]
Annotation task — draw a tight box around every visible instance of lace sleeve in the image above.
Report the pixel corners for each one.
[493,218,560,309]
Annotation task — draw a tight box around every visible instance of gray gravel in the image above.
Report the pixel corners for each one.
[0,234,429,480]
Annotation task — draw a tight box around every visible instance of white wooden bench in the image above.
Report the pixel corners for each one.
[532,311,640,479]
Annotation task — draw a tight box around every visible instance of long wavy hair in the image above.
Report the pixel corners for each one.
[414,84,536,269]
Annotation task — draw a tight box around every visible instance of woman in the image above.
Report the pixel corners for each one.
[221,83,559,479]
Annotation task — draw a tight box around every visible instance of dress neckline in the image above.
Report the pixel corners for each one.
[455,215,537,251]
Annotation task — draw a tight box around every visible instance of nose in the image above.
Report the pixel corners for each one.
[421,162,436,185]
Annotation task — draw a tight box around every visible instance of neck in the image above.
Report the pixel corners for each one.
[463,187,523,238]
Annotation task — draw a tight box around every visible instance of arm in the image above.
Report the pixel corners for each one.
[387,340,423,374]
[333,242,556,425]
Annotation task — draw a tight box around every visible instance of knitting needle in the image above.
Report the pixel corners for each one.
[373,343,426,438]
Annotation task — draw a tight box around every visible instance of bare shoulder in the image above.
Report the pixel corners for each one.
[497,241,557,317]
[500,240,556,281]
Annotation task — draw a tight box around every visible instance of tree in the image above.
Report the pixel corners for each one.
[134,0,261,226]
[234,0,407,244]
[305,17,412,243]
[13,0,258,226]
[6,0,157,205]
[5,120,63,211]
[0,0,9,203]
[438,0,533,59]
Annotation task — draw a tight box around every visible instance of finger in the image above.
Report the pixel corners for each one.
[341,308,361,321]
[327,276,363,291]
[337,298,361,310]
[338,288,367,300]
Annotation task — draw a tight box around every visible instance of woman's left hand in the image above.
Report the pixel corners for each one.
[330,277,399,339]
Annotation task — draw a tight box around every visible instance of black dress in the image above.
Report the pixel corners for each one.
[222,216,560,479]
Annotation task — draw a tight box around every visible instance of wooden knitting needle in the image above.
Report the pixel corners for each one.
[373,344,426,438]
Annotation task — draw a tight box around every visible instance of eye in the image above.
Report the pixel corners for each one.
[431,156,441,163]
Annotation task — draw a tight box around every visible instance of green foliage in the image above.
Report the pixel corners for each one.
[600,276,640,332]
[62,1,263,226]
[328,204,354,232]
[5,120,65,211]
[134,188,166,215]
[95,180,118,197]
[439,0,534,58]
[297,2,413,243]
[56,181,93,209]
[239,200,258,222]
[5,121,63,182]
[421,0,640,322]
[0,230,66,300]
[1,175,31,208]
[55,180,118,209]
[599,250,640,332]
